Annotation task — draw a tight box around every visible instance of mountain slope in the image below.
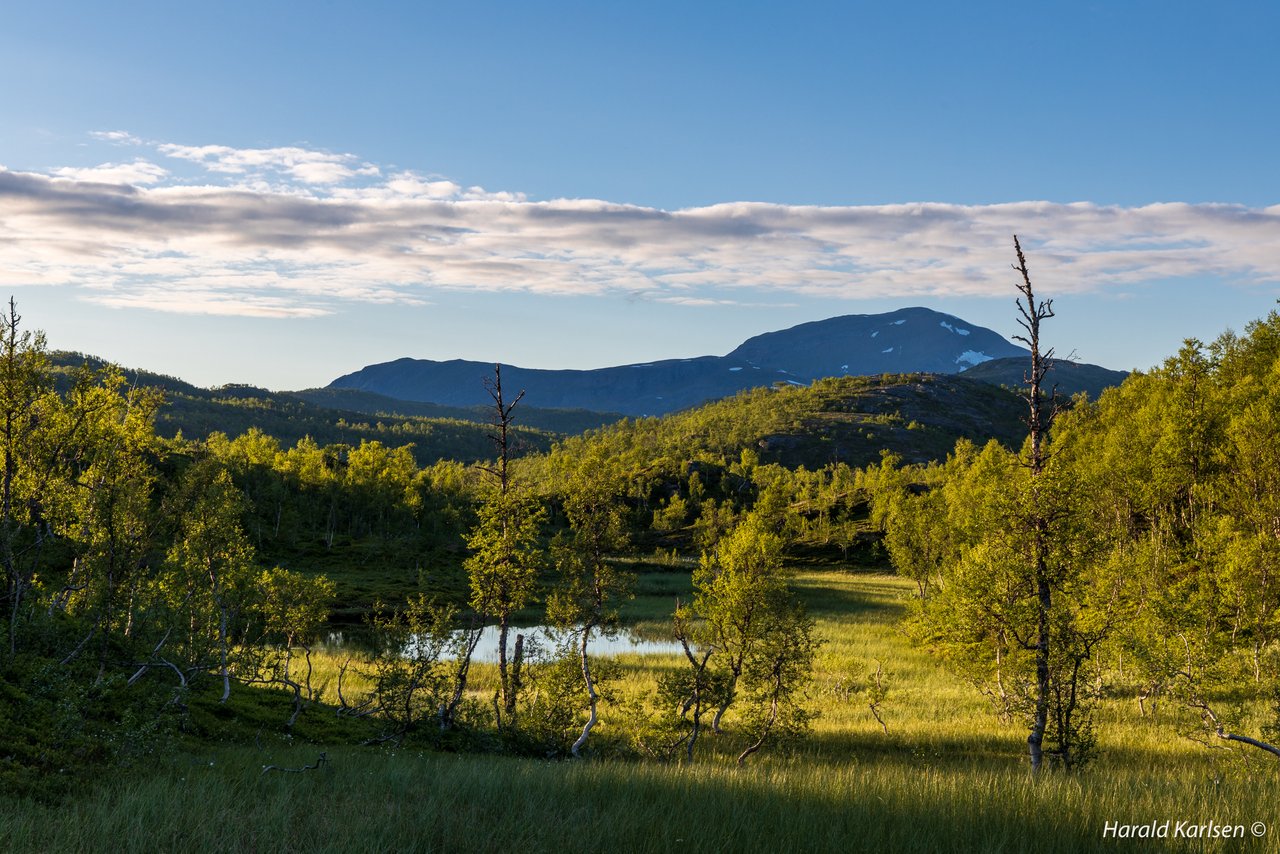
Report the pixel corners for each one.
[290,387,621,434]
[956,357,1130,400]
[726,307,1025,376]
[329,307,1031,416]
[48,353,560,464]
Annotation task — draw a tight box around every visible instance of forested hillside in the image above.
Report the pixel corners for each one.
[291,386,620,434]
[48,352,562,465]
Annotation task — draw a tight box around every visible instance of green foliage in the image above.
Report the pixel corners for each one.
[869,309,1280,767]
[365,594,458,741]
[465,488,546,624]
[530,373,1010,558]
[666,513,819,761]
[12,292,1280,821]
[516,642,623,757]
[547,468,632,631]
[735,603,820,764]
[255,567,336,648]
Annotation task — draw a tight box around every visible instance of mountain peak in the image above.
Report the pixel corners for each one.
[328,308,1037,416]
[726,308,1025,378]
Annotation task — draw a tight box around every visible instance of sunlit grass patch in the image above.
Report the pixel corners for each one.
[8,568,1280,853]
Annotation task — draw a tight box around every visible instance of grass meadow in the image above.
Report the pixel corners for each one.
[2,570,1277,853]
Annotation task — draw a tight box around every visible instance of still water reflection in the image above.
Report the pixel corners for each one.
[325,625,685,662]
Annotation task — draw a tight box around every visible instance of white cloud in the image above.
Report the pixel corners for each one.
[85,287,332,318]
[51,159,169,185]
[155,142,378,185]
[90,130,144,145]
[1,133,1279,320]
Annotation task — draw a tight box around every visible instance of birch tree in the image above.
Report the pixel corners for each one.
[466,364,544,726]
[887,238,1112,771]
[548,462,631,756]
[166,465,255,702]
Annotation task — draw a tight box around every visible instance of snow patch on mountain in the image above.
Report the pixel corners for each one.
[955,350,994,366]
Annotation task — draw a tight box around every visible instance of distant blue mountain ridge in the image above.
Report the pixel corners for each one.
[328,307,1124,417]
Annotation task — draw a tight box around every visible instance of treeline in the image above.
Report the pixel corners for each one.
[870,308,1280,767]
[48,352,563,466]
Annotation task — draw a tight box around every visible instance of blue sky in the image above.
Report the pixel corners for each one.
[2,1,1278,389]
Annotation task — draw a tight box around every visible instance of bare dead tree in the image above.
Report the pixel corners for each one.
[1011,235,1059,478]
[1011,235,1057,774]
[478,364,525,497]
[473,363,534,723]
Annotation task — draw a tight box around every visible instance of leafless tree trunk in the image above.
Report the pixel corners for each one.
[439,621,483,730]
[481,364,524,497]
[479,364,529,721]
[1012,235,1057,774]
[571,625,599,757]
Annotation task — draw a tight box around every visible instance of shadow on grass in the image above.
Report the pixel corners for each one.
[792,573,908,621]
[0,744,1164,854]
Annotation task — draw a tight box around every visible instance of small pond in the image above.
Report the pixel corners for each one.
[448,625,686,662]
[324,625,686,662]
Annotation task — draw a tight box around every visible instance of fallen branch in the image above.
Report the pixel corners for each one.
[1216,728,1280,759]
[1191,698,1280,759]
[866,659,889,735]
[261,752,328,775]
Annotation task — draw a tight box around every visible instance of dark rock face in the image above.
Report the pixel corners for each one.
[328,308,1051,416]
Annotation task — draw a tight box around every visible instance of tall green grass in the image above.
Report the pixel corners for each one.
[2,745,1274,853]
[2,571,1277,853]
